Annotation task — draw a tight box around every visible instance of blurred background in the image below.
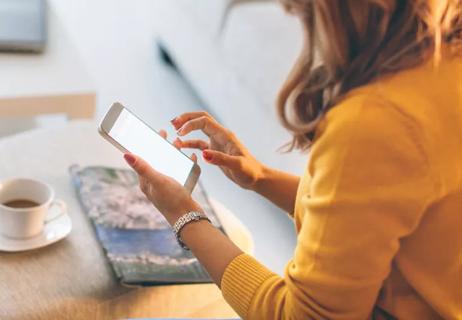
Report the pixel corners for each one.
[0,0,306,274]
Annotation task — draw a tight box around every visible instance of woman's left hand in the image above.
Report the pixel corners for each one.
[123,131,202,225]
[124,134,243,287]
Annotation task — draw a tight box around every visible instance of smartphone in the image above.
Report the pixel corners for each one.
[98,102,200,193]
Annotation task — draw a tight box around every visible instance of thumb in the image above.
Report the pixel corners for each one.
[202,150,241,169]
[124,153,160,181]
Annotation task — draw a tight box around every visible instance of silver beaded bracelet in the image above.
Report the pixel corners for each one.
[172,211,211,250]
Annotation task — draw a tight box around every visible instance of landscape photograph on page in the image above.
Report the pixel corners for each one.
[70,165,225,286]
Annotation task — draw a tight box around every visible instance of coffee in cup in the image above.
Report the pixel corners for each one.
[3,199,40,209]
[0,178,66,239]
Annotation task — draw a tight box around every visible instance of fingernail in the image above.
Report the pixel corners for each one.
[173,137,182,147]
[124,154,136,166]
[177,128,183,136]
[203,150,212,161]
[171,117,180,129]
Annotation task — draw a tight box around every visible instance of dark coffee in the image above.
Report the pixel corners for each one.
[2,199,40,208]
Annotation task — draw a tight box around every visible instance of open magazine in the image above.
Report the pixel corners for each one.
[70,165,225,286]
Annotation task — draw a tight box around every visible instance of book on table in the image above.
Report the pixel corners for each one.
[70,165,225,286]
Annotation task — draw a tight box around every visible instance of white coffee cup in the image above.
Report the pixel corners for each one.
[0,178,66,239]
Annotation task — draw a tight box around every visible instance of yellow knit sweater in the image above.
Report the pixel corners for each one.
[221,53,462,319]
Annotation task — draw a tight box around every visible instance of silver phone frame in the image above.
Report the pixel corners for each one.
[98,102,200,193]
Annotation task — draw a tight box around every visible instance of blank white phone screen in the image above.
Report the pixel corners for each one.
[109,109,194,185]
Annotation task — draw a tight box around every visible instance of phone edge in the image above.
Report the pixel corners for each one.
[184,162,201,193]
[98,103,130,154]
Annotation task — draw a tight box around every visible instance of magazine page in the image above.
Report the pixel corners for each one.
[70,165,225,286]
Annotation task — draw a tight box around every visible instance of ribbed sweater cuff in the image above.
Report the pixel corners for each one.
[221,253,276,319]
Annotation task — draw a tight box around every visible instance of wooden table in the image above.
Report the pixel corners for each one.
[0,121,252,320]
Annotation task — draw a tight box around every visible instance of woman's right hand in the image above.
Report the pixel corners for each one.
[171,111,265,190]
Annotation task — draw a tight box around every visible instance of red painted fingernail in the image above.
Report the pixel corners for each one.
[171,117,180,128]
[203,150,212,161]
[173,138,182,147]
[124,154,136,166]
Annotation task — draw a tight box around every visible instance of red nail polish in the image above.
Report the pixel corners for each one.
[171,118,180,127]
[203,150,212,161]
[124,154,136,165]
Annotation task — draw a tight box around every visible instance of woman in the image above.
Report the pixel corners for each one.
[123,0,462,319]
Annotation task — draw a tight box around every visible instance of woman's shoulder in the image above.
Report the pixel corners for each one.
[322,56,462,140]
[319,87,416,142]
[313,83,430,170]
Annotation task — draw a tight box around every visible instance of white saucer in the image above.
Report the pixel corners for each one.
[0,206,72,252]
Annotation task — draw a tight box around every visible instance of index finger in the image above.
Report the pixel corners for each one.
[171,111,213,129]
[177,116,223,138]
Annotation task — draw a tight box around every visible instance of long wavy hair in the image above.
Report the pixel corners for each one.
[277,0,462,150]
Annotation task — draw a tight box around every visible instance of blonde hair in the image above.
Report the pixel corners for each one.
[277,0,462,150]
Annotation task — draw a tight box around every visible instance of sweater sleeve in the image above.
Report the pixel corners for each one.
[221,94,436,320]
